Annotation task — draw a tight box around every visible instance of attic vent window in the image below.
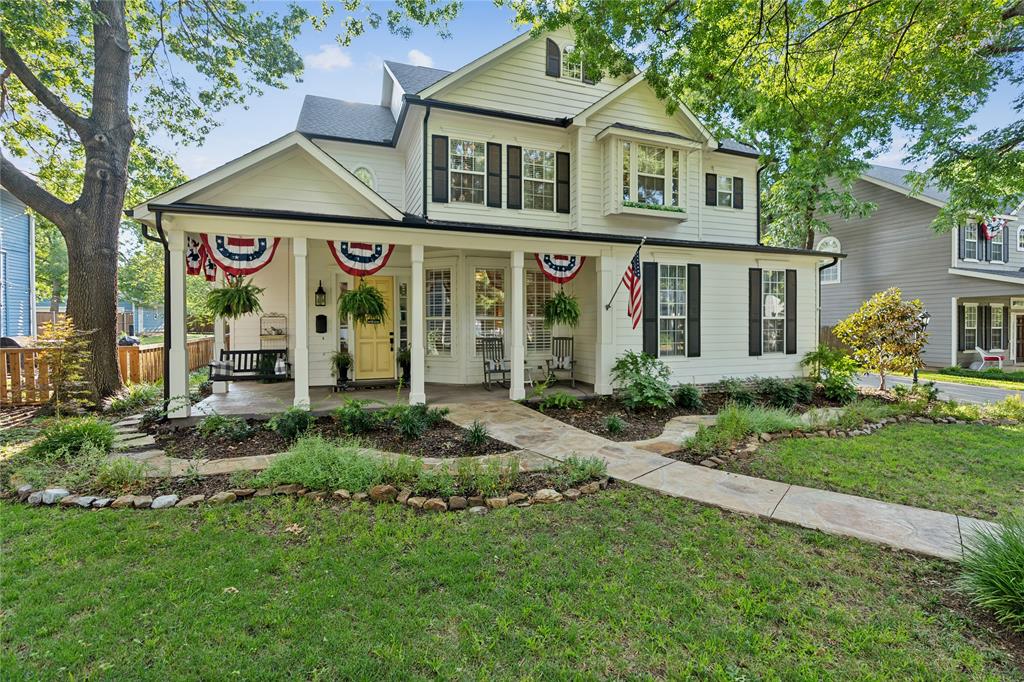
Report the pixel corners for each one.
[563,46,582,80]
[353,166,375,190]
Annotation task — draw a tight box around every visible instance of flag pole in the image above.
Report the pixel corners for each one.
[604,236,646,310]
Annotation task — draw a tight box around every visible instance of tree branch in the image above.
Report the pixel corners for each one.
[1002,0,1024,19]
[0,31,90,139]
[0,154,75,228]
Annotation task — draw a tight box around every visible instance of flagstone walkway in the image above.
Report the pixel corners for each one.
[439,399,997,561]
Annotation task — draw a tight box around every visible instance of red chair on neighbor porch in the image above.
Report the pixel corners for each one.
[972,346,1006,370]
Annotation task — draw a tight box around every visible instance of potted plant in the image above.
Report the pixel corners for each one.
[330,350,352,384]
[396,345,411,382]
[205,276,265,319]
[543,289,581,328]
[337,280,389,326]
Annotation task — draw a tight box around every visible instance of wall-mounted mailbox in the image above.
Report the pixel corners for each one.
[315,314,328,334]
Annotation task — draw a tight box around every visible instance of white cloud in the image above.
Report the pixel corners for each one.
[406,49,434,68]
[304,44,353,71]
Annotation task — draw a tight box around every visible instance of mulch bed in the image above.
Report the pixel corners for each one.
[147,416,516,460]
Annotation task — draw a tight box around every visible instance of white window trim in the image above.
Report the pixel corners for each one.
[817,237,841,284]
[448,138,486,205]
[562,45,582,81]
[991,227,1005,262]
[521,147,557,213]
[963,222,979,262]
[964,302,978,350]
[657,263,687,357]
[425,266,454,357]
[1017,226,1024,252]
[717,175,735,209]
[991,305,1005,349]
[762,269,786,354]
[623,141,682,208]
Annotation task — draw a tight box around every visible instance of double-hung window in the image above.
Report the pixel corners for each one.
[762,270,786,353]
[1018,226,1024,251]
[991,226,1004,262]
[658,264,687,356]
[525,271,554,353]
[964,222,979,260]
[449,139,485,204]
[991,306,1004,348]
[636,145,666,206]
[425,268,452,356]
[964,304,978,349]
[523,148,556,211]
[717,176,735,207]
[562,45,582,80]
[474,268,505,352]
[622,141,683,209]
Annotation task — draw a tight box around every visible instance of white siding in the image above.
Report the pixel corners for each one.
[401,109,425,215]
[313,139,405,209]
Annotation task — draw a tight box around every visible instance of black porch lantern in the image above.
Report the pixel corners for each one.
[314,280,327,307]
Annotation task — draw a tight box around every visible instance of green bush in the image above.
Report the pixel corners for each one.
[92,457,146,492]
[822,374,858,404]
[382,404,450,440]
[252,436,421,492]
[986,395,1024,422]
[802,346,860,404]
[332,399,381,435]
[267,407,314,440]
[792,379,815,405]
[713,378,755,406]
[416,465,458,497]
[611,351,674,410]
[538,391,583,412]
[959,515,1024,634]
[673,384,703,410]
[830,400,904,429]
[554,455,607,489]
[464,420,489,450]
[604,414,626,435]
[197,413,254,441]
[28,417,116,460]
[107,383,161,414]
[688,403,802,456]
[754,377,799,409]
[939,366,1024,384]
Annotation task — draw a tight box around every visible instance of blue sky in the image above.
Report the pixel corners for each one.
[111,2,1024,178]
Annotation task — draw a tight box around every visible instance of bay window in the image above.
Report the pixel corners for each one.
[762,269,786,353]
[474,268,505,353]
[658,264,687,356]
[425,268,452,356]
[449,139,485,204]
[621,140,683,209]
[523,148,556,211]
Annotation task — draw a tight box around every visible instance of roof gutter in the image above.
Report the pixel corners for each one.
[756,164,765,245]
[404,94,572,128]
[422,103,431,220]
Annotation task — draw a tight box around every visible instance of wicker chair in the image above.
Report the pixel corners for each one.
[480,337,509,390]
[545,337,576,388]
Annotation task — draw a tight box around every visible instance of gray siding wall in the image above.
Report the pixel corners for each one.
[818,180,1023,367]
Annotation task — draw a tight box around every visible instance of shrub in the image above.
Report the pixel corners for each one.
[197,413,254,441]
[802,345,860,404]
[604,414,626,435]
[332,399,381,435]
[611,351,674,410]
[464,420,489,450]
[688,403,802,456]
[538,391,583,412]
[252,436,422,492]
[792,378,815,404]
[829,399,907,429]
[28,417,116,460]
[267,407,314,440]
[107,382,161,414]
[416,465,458,497]
[938,366,1024,384]
[394,408,429,440]
[754,377,799,409]
[800,344,849,382]
[673,384,703,410]
[959,515,1024,634]
[554,455,607,489]
[92,457,146,492]
[822,374,858,404]
[454,457,518,497]
[713,378,755,406]
[987,395,1024,422]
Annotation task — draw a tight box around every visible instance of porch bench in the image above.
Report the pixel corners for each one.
[209,349,290,382]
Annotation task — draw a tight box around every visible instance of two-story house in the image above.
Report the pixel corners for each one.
[818,164,1023,369]
[132,29,834,418]
[1,186,36,339]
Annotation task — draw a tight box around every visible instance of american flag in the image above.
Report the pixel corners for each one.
[622,250,643,329]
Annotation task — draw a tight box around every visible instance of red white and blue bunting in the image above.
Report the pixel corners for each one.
[201,234,281,276]
[328,241,395,276]
[535,253,586,284]
[186,235,219,282]
[981,217,1007,240]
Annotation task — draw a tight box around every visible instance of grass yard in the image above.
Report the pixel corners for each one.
[727,423,1024,520]
[3,489,1022,679]
[898,371,1024,392]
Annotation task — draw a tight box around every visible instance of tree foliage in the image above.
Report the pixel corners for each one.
[36,317,94,416]
[833,288,928,391]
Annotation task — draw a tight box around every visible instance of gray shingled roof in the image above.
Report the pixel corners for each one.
[718,138,759,156]
[862,164,950,204]
[295,95,396,143]
[384,61,452,94]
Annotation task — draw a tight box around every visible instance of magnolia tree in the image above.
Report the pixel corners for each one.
[834,288,928,391]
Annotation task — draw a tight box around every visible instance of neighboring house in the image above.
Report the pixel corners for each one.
[0,186,36,338]
[818,164,1023,369]
[131,29,834,418]
[37,299,165,335]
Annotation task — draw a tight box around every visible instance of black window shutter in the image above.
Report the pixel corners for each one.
[431,135,448,203]
[642,262,659,357]
[556,152,570,214]
[687,264,701,358]
[705,173,718,206]
[1003,231,1010,262]
[749,268,762,356]
[977,227,985,261]
[785,269,797,354]
[582,64,597,84]
[506,145,522,209]
[486,143,502,208]
[1002,305,1010,347]
[957,304,965,352]
[545,39,560,77]
[981,305,991,349]
[733,177,744,210]
[958,227,965,259]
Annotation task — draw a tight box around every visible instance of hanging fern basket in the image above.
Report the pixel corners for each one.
[543,289,581,328]
[205,277,265,320]
[338,280,389,326]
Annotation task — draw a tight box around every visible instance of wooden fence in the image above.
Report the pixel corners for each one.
[1,336,215,406]
[819,325,848,351]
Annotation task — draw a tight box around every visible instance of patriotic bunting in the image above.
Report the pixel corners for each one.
[201,234,281,276]
[327,241,395,276]
[535,253,586,284]
[186,235,219,281]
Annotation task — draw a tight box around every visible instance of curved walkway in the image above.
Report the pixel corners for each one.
[439,399,996,561]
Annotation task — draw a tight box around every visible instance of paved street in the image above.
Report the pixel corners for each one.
[858,373,1023,404]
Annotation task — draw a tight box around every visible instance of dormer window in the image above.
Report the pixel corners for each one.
[563,46,582,80]
[620,141,683,210]
[545,38,596,83]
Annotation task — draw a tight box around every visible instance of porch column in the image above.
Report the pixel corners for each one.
[595,251,615,394]
[212,273,228,394]
[409,244,426,404]
[167,230,190,418]
[950,296,958,367]
[509,251,526,400]
[293,237,310,408]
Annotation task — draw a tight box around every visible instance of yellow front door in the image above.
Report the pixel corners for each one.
[354,276,395,380]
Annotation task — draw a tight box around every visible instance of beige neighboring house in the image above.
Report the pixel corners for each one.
[132,29,834,418]
[818,164,1023,369]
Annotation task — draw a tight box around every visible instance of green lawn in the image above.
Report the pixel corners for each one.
[728,423,1024,520]
[3,490,1021,679]
[897,371,1024,392]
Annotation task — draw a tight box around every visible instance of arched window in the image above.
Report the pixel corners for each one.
[353,166,375,190]
[562,45,582,80]
[1018,226,1024,251]
[545,38,560,77]
[817,237,841,284]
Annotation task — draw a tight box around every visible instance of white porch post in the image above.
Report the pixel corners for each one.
[167,230,190,418]
[595,251,615,394]
[409,244,426,404]
[509,251,526,400]
[293,237,310,408]
[212,273,228,394]
[951,296,958,367]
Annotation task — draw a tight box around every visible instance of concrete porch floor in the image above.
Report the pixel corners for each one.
[193,380,595,418]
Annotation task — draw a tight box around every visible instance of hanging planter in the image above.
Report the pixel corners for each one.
[205,277,265,320]
[338,280,389,326]
[543,289,581,328]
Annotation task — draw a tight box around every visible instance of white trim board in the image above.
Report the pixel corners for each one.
[948,268,1024,285]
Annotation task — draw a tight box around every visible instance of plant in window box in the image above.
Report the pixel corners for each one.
[396,345,411,382]
[623,200,686,214]
[338,280,389,326]
[543,289,581,328]
[205,276,265,319]
[330,350,352,384]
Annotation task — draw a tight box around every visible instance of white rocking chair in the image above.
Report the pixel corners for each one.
[972,346,1006,370]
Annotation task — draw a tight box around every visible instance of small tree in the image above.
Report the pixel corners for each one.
[833,288,928,391]
[36,318,94,416]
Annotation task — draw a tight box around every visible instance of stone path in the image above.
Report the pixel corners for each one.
[440,399,995,561]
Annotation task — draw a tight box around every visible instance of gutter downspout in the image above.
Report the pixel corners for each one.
[422,104,431,220]
[755,164,765,245]
[817,256,839,347]
[141,214,171,408]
